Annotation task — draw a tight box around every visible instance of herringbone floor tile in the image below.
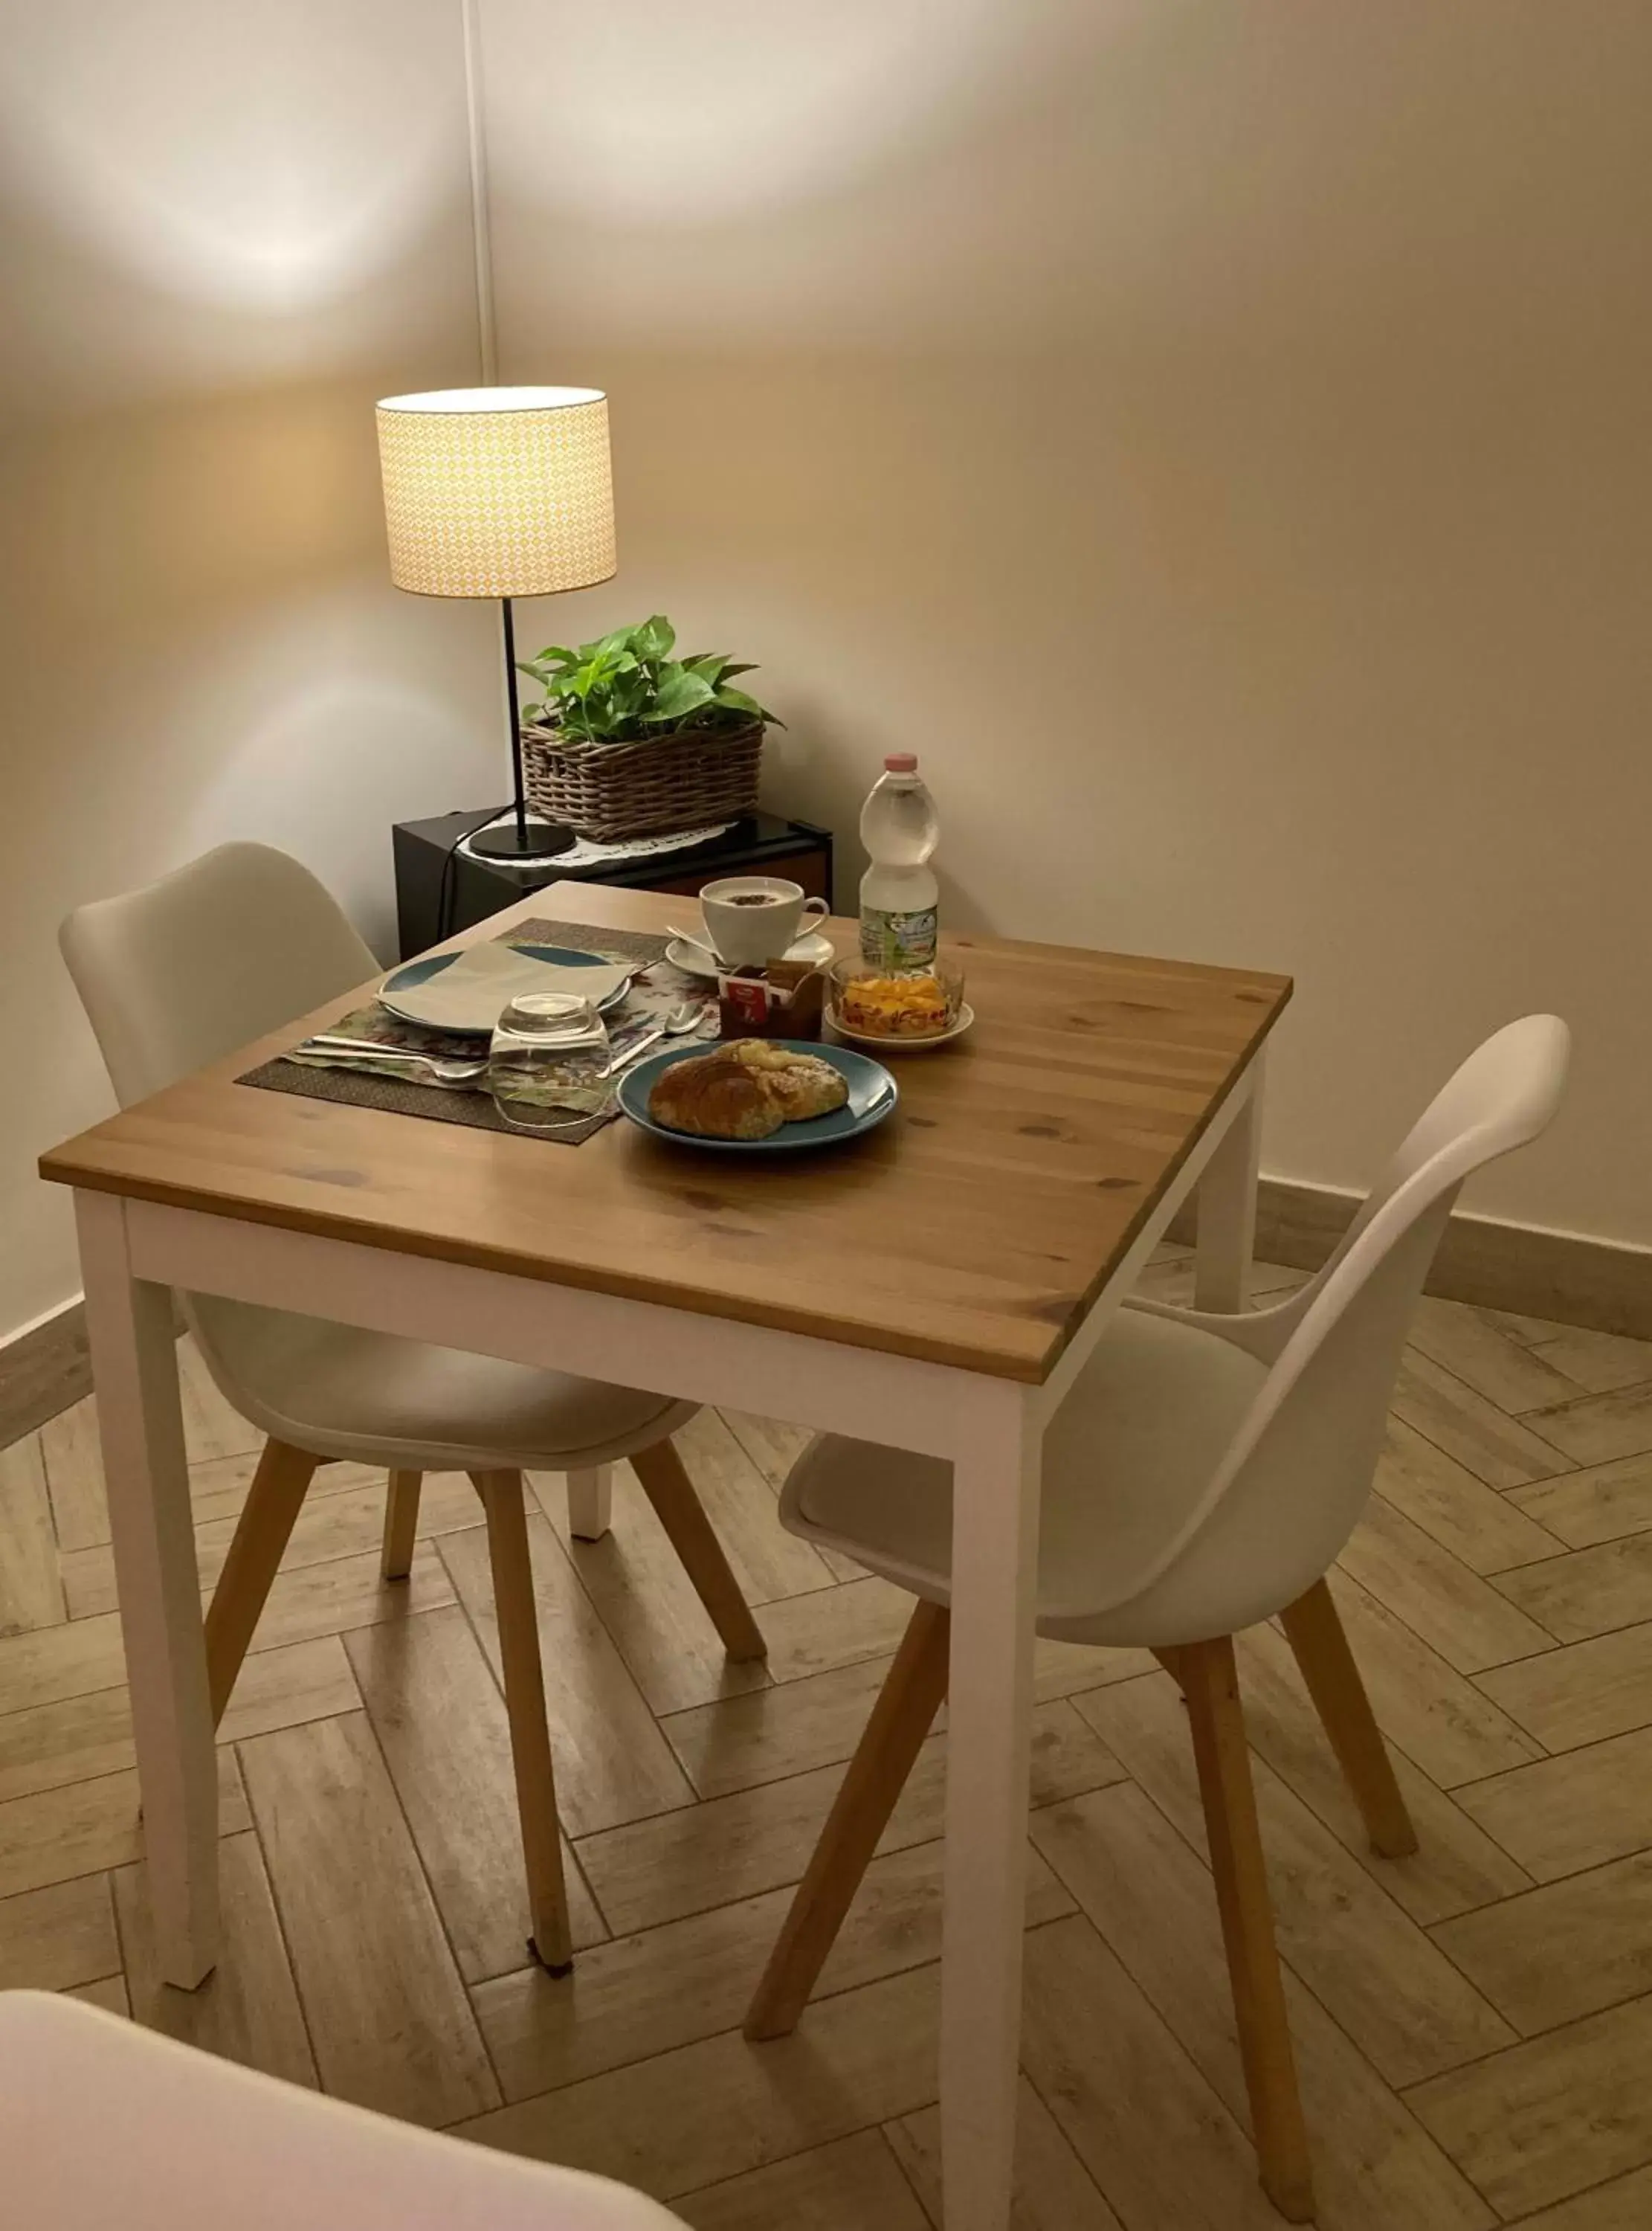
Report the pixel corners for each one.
[4,1256,1652,2224]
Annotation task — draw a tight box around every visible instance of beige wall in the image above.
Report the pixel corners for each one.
[6,2,1646,1345]
[1,0,502,1338]
[482,1,1652,1249]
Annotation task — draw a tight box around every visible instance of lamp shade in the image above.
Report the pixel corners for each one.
[375,386,616,599]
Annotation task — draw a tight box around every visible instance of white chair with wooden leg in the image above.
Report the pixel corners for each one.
[2,1989,688,2229]
[61,843,766,1975]
[743,1015,1570,2222]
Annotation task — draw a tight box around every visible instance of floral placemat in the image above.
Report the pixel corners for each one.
[236,918,709,1146]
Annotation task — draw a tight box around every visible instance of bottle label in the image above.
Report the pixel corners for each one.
[860,906,938,972]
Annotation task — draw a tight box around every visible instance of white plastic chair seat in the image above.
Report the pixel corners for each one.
[786,1307,1270,1643]
[1,1989,686,2229]
[193,1297,695,1473]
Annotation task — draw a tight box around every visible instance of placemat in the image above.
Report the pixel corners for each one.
[237,918,692,1146]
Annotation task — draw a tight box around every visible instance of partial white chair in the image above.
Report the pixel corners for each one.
[741,1016,1570,2222]
[62,842,765,1975]
[1,1989,686,2228]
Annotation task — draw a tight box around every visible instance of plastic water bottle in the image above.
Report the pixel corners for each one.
[859,754,939,973]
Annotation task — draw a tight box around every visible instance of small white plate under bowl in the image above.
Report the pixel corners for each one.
[665,930,835,981]
[829,1001,976,1053]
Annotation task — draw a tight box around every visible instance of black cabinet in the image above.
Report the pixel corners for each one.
[393,811,836,960]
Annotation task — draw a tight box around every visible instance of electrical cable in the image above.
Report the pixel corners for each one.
[435,804,509,942]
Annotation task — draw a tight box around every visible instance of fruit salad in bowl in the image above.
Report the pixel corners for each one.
[827,959,968,1047]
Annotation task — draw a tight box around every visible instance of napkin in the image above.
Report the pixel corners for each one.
[383,941,630,1031]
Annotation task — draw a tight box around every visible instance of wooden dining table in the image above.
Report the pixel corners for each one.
[40,881,1291,2231]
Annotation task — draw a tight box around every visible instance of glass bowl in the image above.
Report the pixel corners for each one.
[827,958,965,1046]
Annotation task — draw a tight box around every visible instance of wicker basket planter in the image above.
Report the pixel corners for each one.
[520,718,766,843]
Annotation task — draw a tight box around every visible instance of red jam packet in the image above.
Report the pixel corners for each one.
[717,959,826,1040]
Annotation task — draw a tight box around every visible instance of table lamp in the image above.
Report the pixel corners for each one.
[376,385,616,862]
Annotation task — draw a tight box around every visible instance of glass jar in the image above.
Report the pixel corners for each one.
[827,956,964,1043]
[488,991,612,1133]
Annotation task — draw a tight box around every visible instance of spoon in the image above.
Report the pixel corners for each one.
[666,923,724,968]
[603,1002,708,1077]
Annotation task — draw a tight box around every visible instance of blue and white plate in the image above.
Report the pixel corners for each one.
[617,1039,898,1153]
[378,945,632,1034]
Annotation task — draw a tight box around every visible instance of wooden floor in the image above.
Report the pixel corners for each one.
[5,1250,1652,2227]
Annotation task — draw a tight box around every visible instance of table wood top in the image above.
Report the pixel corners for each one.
[41,883,1291,1382]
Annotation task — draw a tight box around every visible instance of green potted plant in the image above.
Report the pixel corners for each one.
[516,614,782,843]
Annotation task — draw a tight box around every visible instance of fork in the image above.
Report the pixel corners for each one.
[297,1036,489,1086]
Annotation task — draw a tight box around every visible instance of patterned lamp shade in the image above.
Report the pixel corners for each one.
[375,386,616,599]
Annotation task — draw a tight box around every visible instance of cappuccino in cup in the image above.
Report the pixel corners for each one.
[700,878,828,968]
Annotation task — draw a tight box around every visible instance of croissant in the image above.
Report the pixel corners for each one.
[723,1040,848,1121]
[647,1042,851,1140]
[648,1049,787,1140]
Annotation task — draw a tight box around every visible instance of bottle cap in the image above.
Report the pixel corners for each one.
[884,753,918,773]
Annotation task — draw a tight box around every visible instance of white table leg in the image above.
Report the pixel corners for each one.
[1195,1051,1265,1313]
[75,1191,219,1986]
[941,1383,1041,2231]
[566,1464,613,1541]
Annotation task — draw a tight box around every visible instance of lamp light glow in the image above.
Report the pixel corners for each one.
[375,386,616,600]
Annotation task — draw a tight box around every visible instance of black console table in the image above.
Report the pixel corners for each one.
[393,810,836,961]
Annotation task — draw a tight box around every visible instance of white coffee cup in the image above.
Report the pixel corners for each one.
[700,877,828,968]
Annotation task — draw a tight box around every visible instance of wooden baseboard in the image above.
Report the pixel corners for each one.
[1174,1178,1652,1342]
[0,1300,91,1449]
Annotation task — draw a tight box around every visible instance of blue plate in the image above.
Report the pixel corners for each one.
[618,1039,898,1152]
[378,944,632,1033]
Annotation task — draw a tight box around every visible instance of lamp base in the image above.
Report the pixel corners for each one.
[468,819,577,862]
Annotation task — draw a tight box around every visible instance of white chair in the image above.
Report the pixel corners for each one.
[741,1016,1570,2222]
[62,842,765,1974]
[0,1989,687,2228]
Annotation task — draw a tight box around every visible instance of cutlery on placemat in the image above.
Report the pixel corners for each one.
[295,1036,488,1087]
[298,1001,706,1094]
[602,1002,704,1077]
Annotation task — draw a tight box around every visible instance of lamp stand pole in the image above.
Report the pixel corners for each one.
[467,596,575,863]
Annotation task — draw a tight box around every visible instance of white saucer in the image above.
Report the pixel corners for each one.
[665,930,836,981]
[829,1001,976,1053]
